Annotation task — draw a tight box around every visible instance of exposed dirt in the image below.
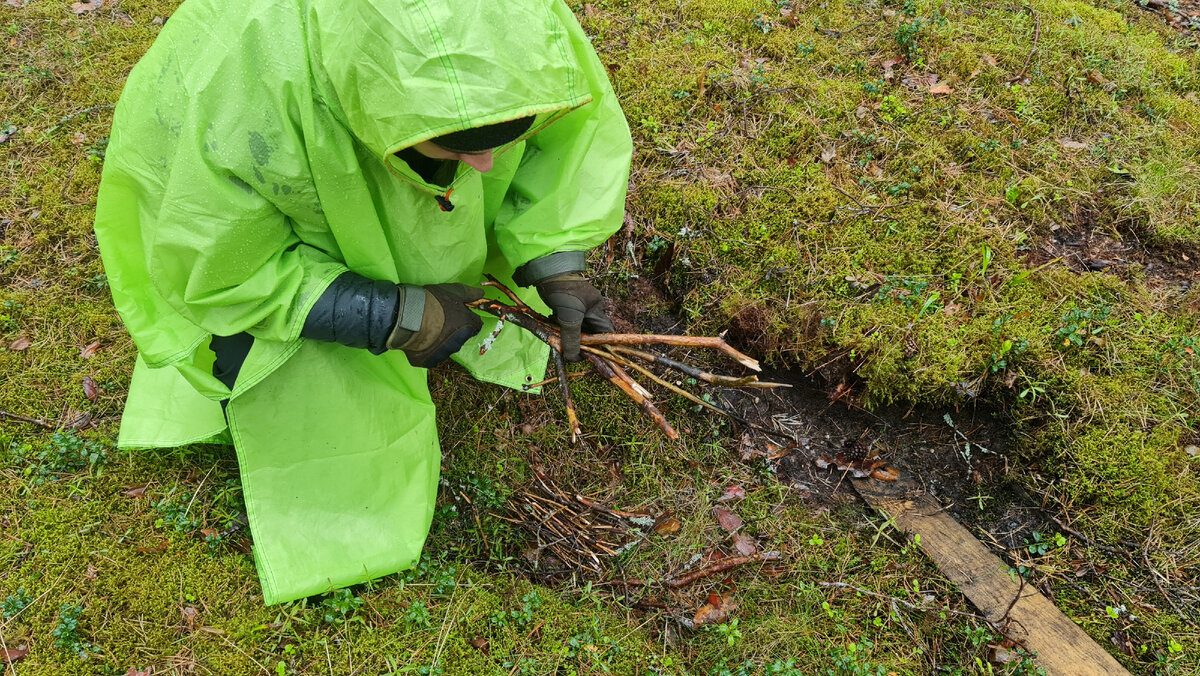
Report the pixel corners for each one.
[1028,223,1198,294]
[1137,0,1200,32]
[716,372,1055,551]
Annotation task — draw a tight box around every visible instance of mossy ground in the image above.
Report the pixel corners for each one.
[1,0,1197,673]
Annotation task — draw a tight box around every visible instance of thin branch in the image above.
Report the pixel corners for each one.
[0,410,55,430]
[581,334,761,372]
[553,348,581,444]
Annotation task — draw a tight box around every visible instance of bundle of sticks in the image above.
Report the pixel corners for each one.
[497,472,631,575]
[470,275,789,442]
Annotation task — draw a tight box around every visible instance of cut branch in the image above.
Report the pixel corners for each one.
[581,334,761,371]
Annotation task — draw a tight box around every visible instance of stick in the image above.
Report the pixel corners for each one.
[553,348,581,443]
[0,411,55,430]
[609,346,788,388]
[586,352,679,440]
[581,334,761,372]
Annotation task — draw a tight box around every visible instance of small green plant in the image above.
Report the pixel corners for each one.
[796,41,815,57]
[10,430,108,484]
[404,600,432,629]
[491,590,542,628]
[828,639,887,675]
[320,588,364,624]
[712,617,743,646]
[52,603,99,659]
[3,588,32,618]
[1055,303,1111,349]
[893,17,927,61]
[1025,531,1066,556]
[154,493,201,534]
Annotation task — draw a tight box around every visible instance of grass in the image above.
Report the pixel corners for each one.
[2,0,1198,673]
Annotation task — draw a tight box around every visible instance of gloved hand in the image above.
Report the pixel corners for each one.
[387,283,485,368]
[535,273,614,361]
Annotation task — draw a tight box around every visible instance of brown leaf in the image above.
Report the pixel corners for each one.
[1086,70,1106,84]
[80,340,101,359]
[71,0,103,13]
[470,637,490,656]
[731,532,758,556]
[714,507,742,533]
[881,58,900,80]
[137,540,169,554]
[1057,138,1089,151]
[123,485,148,498]
[181,605,200,633]
[982,55,998,67]
[693,593,739,626]
[83,376,98,401]
[652,514,682,536]
[819,145,836,164]
[85,563,99,580]
[716,485,746,502]
[929,83,953,95]
[3,646,29,663]
[9,336,31,351]
[124,668,153,676]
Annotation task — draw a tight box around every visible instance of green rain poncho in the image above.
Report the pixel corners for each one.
[94,0,631,604]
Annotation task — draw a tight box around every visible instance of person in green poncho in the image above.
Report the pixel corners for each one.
[93,0,632,604]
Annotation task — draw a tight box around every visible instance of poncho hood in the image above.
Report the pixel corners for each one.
[305,0,593,168]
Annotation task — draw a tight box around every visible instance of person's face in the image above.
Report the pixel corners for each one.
[412,140,494,173]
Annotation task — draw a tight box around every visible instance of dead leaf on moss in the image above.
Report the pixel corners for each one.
[716,485,746,502]
[881,58,900,80]
[9,336,31,351]
[1057,138,1090,150]
[80,340,101,359]
[693,593,739,626]
[652,513,682,536]
[820,145,836,164]
[3,646,29,663]
[929,82,953,95]
[71,0,103,13]
[83,376,98,401]
[732,532,758,556]
[714,507,742,533]
[982,55,999,67]
[85,562,99,580]
[470,637,490,655]
[123,485,148,498]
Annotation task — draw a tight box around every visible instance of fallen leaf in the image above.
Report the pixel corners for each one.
[80,340,101,359]
[652,513,682,536]
[1185,445,1199,457]
[85,563,99,580]
[881,58,900,80]
[71,132,88,146]
[1086,70,1106,84]
[124,668,153,676]
[9,336,31,351]
[716,485,746,502]
[1057,138,1089,150]
[470,637,490,656]
[982,55,998,67]
[0,123,17,144]
[819,145,836,164]
[71,0,103,13]
[83,376,98,401]
[582,3,597,16]
[4,0,26,8]
[929,82,953,95]
[123,485,148,498]
[137,540,169,554]
[181,605,200,633]
[714,507,742,533]
[693,593,739,626]
[2,646,28,663]
[731,532,758,556]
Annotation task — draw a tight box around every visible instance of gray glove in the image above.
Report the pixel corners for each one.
[534,273,614,361]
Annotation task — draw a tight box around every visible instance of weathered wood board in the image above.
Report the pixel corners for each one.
[852,475,1131,676]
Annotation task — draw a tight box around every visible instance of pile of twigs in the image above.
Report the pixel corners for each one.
[497,472,631,575]
[471,276,789,442]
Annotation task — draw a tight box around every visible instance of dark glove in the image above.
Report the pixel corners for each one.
[535,273,614,362]
[387,283,485,368]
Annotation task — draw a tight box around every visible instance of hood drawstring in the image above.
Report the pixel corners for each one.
[435,190,455,212]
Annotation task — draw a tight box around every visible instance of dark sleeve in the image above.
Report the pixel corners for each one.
[300,271,399,355]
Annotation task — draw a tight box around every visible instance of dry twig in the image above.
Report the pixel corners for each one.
[470,276,788,441]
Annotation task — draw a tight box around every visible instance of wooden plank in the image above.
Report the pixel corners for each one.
[852,475,1130,676]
